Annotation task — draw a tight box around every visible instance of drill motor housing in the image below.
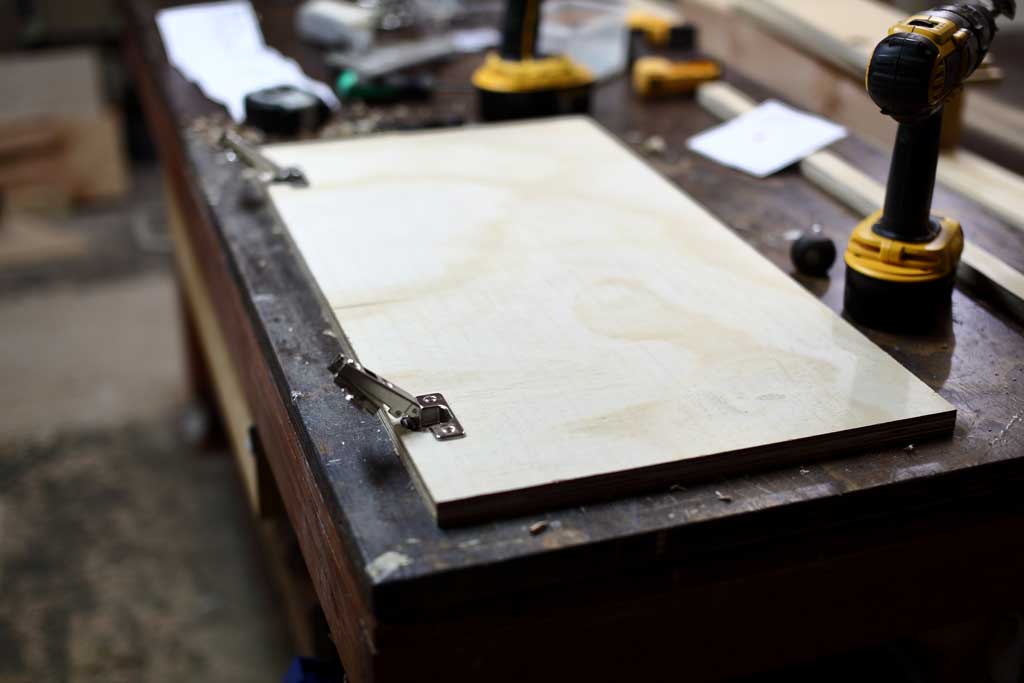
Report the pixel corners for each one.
[866,3,1005,122]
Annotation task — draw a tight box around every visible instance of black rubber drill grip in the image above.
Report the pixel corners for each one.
[500,0,543,60]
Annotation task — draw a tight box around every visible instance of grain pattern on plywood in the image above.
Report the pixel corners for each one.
[265,117,954,525]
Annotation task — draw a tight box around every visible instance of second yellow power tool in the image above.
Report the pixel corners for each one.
[473,0,594,122]
[627,14,720,98]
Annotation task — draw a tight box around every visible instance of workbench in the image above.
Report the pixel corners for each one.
[124,1,1024,680]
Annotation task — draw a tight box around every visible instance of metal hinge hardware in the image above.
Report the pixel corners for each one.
[220,129,309,187]
[327,355,465,441]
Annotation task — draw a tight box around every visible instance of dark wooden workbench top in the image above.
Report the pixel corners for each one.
[124,1,1024,680]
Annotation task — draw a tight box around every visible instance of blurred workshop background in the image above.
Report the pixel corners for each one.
[1,1,1023,682]
[0,1,299,681]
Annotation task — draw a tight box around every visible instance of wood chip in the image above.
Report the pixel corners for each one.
[715,490,733,503]
[642,134,668,156]
[528,521,549,535]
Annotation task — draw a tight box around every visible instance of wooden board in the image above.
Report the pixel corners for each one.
[265,117,955,525]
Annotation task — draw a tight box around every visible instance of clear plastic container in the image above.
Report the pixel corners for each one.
[539,0,628,81]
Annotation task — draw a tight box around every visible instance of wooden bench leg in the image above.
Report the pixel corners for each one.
[177,283,228,449]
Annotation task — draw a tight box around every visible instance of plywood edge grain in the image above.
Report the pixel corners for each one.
[436,410,956,526]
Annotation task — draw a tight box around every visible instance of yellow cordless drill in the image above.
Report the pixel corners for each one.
[843,0,1015,331]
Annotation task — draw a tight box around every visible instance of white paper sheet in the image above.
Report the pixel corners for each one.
[687,100,847,178]
[156,1,338,122]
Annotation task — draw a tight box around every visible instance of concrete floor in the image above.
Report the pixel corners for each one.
[0,166,293,683]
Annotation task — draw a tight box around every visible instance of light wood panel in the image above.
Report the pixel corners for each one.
[265,117,954,525]
[697,81,1024,320]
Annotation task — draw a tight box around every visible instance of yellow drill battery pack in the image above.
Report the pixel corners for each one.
[845,210,963,283]
[632,57,720,97]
